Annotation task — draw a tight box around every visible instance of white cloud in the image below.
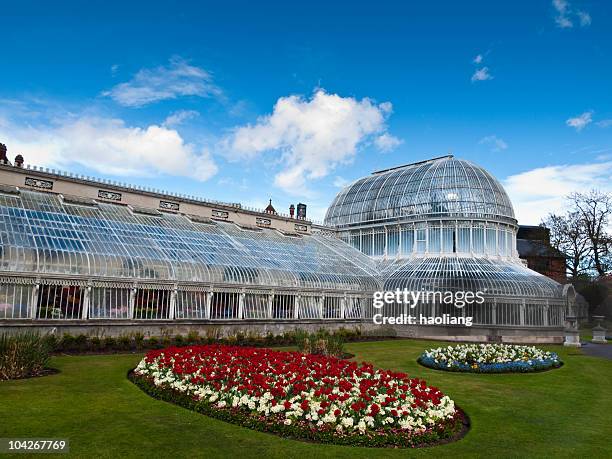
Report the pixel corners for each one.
[374,133,402,152]
[596,119,612,128]
[333,176,350,188]
[504,160,612,224]
[473,54,483,64]
[103,57,221,107]
[0,116,218,181]
[221,89,397,196]
[479,135,508,152]
[566,111,593,131]
[110,64,119,76]
[163,110,200,127]
[553,0,573,27]
[552,0,591,28]
[471,67,493,82]
[577,10,592,26]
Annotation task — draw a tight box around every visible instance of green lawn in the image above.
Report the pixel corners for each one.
[1,340,611,458]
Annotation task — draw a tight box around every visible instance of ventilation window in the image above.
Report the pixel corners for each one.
[0,184,20,196]
[60,194,98,207]
[276,229,302,238]
[236,223,263,232]
[129,205,162,217]
[185,214,216,225]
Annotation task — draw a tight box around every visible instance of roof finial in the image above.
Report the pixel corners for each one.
[265,198,277,214]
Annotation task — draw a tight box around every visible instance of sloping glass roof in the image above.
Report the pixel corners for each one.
[381,257,563,301]
[324,155,516,227]
[0,189,379,292]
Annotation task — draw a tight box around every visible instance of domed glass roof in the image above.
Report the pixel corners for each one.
[382,257,562,300]
[324,155,515,227]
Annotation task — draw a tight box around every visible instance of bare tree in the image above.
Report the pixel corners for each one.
[569,190,612,277]
[542,211,591,278]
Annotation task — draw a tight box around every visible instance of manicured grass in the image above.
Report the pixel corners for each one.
[1,339,611,458]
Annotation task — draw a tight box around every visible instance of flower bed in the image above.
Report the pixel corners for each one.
[418,343,562,373]
[131,345,465,447]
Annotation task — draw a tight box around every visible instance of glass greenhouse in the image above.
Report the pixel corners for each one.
[324,155,569,329]
[0,188,378,321]
[0,155,572,335]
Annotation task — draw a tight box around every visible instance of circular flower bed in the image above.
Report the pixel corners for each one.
[418,343,562,373]
[131,345,466,447]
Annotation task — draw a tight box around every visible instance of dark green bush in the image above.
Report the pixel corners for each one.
[30,327,365,355]
[103,336,116,349]
[89,336,102,351]
[186,330,199,345]
[59,334,76,352]
[161,331,172,348]
[75,334,88,351]
[118,335,131,350]
[0,332,51,380]
[133,333,145,350]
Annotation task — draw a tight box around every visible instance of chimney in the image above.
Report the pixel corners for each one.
[0,143,7,164]
[297,203,307,220]
[14,155,24,168]
[289,204,295,218]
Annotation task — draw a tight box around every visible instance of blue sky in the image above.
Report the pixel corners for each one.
[0,0,611,223]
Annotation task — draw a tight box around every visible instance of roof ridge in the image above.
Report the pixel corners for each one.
[371,155,453,175]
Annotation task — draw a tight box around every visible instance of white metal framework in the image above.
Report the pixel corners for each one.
[324,155,569,329]
[0,187,378,321]
[0,156,572,330]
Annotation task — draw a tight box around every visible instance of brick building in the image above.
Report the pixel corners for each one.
[517,225,567,283]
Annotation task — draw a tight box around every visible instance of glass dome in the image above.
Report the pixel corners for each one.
[324,155,516,228]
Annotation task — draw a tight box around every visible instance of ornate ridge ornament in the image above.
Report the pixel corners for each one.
[160,200,180,211]
[98,190,122,201]
[25,177,53,190]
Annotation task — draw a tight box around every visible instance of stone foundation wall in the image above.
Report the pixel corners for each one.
[0,320,564,344]
[392,323,564,344]
[0,320,386,339]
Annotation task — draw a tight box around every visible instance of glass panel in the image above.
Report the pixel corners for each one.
[373,231,385,256]
[344,297,362,319]
[90,287,131,319]
[457,226,470,253]
[416,228,426,254]
[441,226,454,253]
[272,294,294,319]
[428,226,441,254]
[243,293,269,319]
[0,283,32,319]
[387,228,399,256]
[472,225,485,254]
[361,231,373,256]
[175,290,208,319]
[323,296,342,318]
[37,284,84,320]
[486,228,497,255]
[133,289,170,320]
[498,229,507,256]
[400,226,414,255]
[210,291,239,319]
[299,296,320,319]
